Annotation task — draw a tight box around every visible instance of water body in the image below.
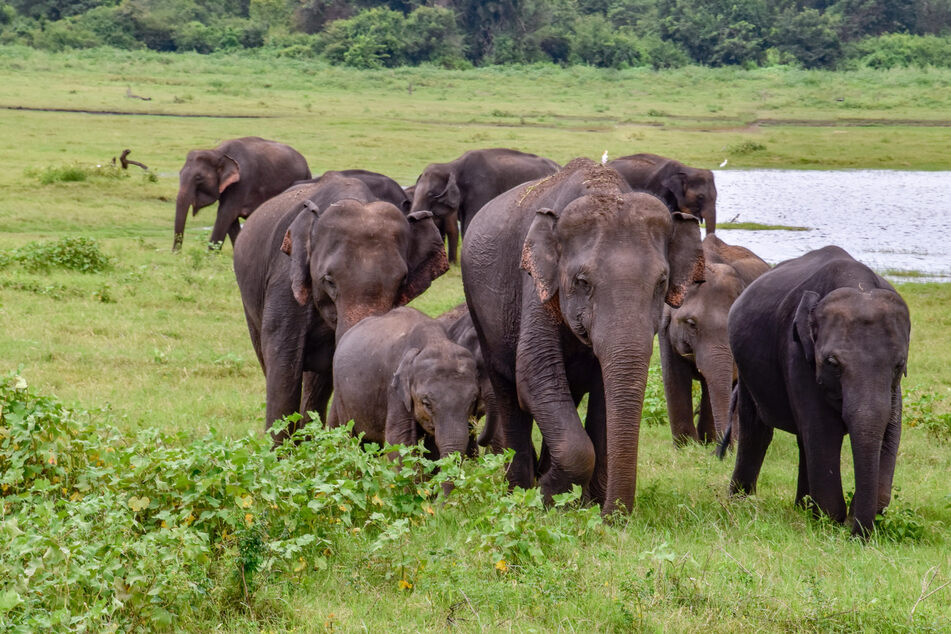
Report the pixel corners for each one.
[713,170,951,282]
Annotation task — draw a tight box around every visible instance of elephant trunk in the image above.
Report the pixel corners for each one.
[593,323,653,516]
[703,200,717,233]
[843,383,892,537]
[173,189,192,251]
[696,344,736,441]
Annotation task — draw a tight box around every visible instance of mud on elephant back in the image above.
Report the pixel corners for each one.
[723,245,910,537]
[233,173,449,447]
[462,157,704,516]
[174,136,310,251]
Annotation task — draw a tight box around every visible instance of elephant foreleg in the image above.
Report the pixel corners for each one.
[301,370,333,426]
[729,382,773,496]
[877,391,902,514]
[801,424,846,523]
[227,219,241,247]
[659,328,699,445]
[583,377,608,505]
[697,377,716,444]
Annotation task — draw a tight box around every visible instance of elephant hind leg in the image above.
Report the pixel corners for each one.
[491,374,536,490]
[729,382,772,496]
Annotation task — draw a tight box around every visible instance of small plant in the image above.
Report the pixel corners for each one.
[0,237,112,273]
[27,163,127,185]
[727,140,767,155]
[903,385,951,440]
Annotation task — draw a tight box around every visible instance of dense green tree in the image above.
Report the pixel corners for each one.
[771,7,841,68]
[659,0,770,65]
[831,0,916,40]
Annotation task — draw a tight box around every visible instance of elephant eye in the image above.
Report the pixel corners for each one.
[574,274,591,294]
[825,355,839,368]
[322,275,337,297]
[685,317,697,328]
[420,396,433,410]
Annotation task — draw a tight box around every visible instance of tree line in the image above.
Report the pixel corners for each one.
[2,0,951,70]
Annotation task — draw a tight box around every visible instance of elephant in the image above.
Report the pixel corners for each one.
[174,136,310,251]
[411,148,560,264]
[436,303,502,452]
[659,234,769,445]
[462,158,705,515]
[233,172,449,446]
[329,306,480,462]
[722,246,910,536]
[609,153,718,233]
[293,169,411,213]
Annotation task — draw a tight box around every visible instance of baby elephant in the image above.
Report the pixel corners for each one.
[725,246,910,536]
[329,307,480,460]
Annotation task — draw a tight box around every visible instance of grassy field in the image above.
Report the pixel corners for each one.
[0,46,949,631]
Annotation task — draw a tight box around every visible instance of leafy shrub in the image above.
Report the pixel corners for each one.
[728,140,768,154]
[848,33,951,69]
[0,373,605,631]
[903,384,951,440]
[321,7,407,69]
[28,162,126,185]
[0,236,112,273]
[570,14,643,69]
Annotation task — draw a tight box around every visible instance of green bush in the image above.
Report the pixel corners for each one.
[321,7,407,69]
[570,14,643,69]
[28,162,126,185]
[0,237,113,273]
[849,33,951,69]
[0,373,604,631]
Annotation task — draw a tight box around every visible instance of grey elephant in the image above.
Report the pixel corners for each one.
[233,173,448,445]
[174,136,310,251]
[659,234,769,445]
[609,153,717,233]
[436,304,501,452]
[462,158,704,515]
[292,169,411,213]
[723,246,910,536]
[411,148,560,263]
[329,306,479,461]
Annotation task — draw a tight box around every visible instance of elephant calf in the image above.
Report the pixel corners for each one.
[725,246,910,536]
[329,307,479,461]
[659,234,769,444]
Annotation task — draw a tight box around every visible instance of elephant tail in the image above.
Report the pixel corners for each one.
[714,385,739,460]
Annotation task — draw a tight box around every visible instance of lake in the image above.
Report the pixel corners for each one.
[713,170,951,282]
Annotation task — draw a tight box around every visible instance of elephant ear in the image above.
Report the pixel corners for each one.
[218,153,241,193]
[391,348,421,413]
[520,208,560,303]
[281,203,320,306]
[793,290,820,367]
[665,212,705,308]
[397,211,449,305]
[436,171,462,210]
[661,171,687,209]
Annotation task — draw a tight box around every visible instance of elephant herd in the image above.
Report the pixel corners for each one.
[175,137,911,536]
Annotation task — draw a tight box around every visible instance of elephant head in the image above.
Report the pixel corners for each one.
[392,345,479,459]
[661,167,718,233]
[281,200,448,337]
[794,287,910,535]
[521,191,705,513]
[666,262,747,440]
[174,149,240,251]
[411,163,461,222]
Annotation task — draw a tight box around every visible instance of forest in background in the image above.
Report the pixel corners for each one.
[2,0,951,69]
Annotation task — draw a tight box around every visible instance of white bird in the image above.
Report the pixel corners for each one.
[601,150,609,165]
[719,158,728,167]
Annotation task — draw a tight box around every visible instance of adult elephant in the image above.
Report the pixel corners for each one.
[411,148,560,264]
[234,173,448,446]
[659,234,769,445]
[174,137,310,251]
[609,153,718,233]
[724,246,910,536]
[293,169,410,213]
[462,158,704,515]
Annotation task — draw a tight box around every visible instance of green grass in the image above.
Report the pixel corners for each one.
[0,46,949,631]
[718,222,811,231]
